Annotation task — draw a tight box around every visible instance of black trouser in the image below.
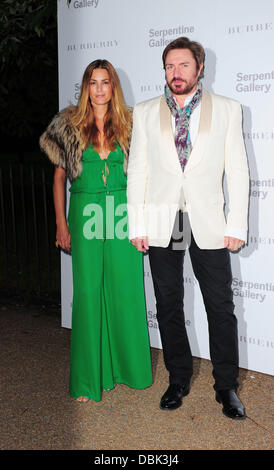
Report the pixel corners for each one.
[148,215,239,392]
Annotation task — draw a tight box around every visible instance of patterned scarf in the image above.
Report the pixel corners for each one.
[164,81,202,171]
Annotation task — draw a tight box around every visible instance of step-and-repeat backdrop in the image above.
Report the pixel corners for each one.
[57,0,274,375]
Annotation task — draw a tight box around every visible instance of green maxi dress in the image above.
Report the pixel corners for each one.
[67,143,153,402]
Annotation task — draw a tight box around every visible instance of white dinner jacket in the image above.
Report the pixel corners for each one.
[126,88,250,249]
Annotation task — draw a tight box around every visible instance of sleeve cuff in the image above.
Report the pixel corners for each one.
[224,227,247,243]
[129,225,147,241]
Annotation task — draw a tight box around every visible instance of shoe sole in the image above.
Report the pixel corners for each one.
[160,402,183,411]
[221,409,246,420]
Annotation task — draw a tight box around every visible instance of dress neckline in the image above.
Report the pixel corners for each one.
[97,151,110,161]
[92,142,119,161]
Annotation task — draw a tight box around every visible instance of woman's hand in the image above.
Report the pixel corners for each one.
[53,167,70,251]
[56,220,71,252]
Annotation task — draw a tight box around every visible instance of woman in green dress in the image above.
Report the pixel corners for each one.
[40,60,153,402]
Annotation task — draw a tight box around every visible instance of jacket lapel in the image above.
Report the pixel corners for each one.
[159,88,212,173]
[184,88,212,173]
[160,95,181,172]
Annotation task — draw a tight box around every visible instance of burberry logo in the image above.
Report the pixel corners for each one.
[227,23,272,34]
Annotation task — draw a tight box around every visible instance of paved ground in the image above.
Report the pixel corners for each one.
[0,304,273,451]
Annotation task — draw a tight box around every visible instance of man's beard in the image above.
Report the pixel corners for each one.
[167,77,198,96]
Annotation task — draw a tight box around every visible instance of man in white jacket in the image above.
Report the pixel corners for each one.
[127,37,249,420]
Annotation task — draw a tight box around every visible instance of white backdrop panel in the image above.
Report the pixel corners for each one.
[57,0,274,375]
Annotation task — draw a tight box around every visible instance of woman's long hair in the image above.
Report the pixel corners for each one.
[70,60,132,155]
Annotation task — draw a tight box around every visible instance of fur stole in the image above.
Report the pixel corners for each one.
[39,106,84,183]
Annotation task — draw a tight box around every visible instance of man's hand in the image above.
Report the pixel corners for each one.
[130,236,149,252]
[224,236,244,252]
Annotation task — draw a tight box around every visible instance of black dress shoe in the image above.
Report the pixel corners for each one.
[160,384,190,410]
[216,389,246,420]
